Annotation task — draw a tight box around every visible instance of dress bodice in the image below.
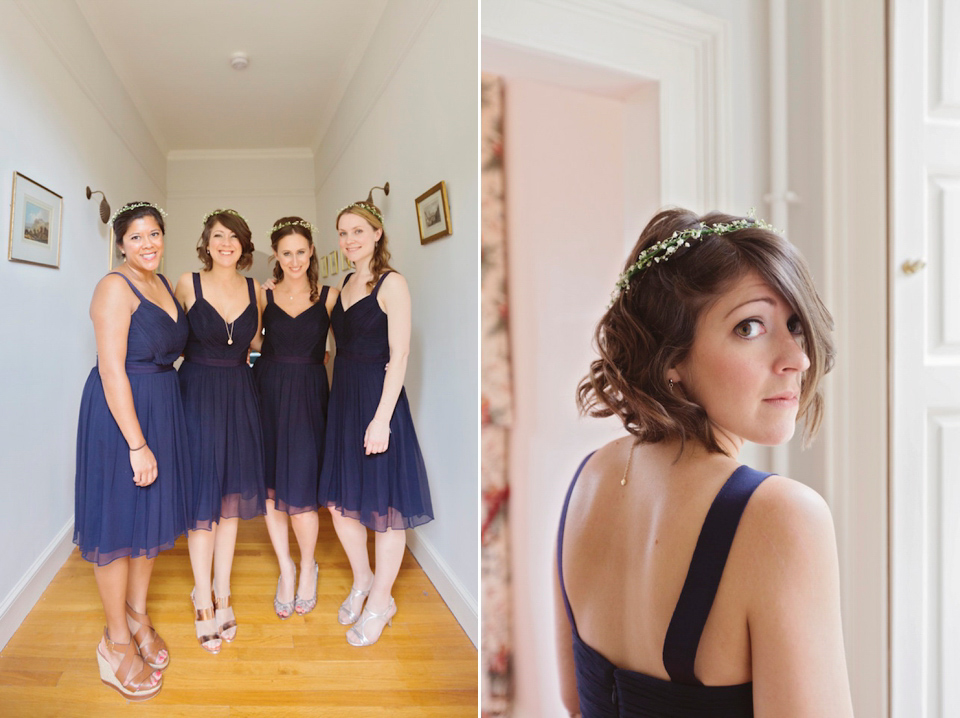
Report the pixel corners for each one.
[106,272,188,368]
[260,285,331,362]
[330,272,392,363]
[184,272,258,363]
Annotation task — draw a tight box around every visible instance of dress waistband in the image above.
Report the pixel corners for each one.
[124,361,174,375]
[184,356,247,368]
[336,349,389,364]
[259,355,322,365]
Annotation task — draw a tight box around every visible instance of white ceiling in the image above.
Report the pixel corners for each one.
[75,0,389,153]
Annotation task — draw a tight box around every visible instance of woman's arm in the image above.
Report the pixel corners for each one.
[364,273,410,455]
[173,271,195,312]
[91,275,158,488]
[249,284,265,352]
[748,477,854,717]
[555,550,581,717]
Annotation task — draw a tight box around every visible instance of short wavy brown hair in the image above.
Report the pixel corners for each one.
[577,207,835,453]
[197,210,254,271]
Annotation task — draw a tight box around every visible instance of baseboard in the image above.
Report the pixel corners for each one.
[406,530,478,647]
[0,517,76,651]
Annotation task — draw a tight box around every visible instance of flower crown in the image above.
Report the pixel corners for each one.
[110,202,167,225]
[339,202,383,224]
[270,219,318,235]
[610,210,779,306]
[202,208,248,226]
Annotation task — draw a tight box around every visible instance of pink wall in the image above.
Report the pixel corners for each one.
[503,76,658,715]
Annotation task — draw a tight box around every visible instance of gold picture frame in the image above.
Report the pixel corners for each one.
[415,180,452,244]
[319,254,329,278]
[328,249,339,275]
[340,249,353,271]
[8,171,62,268]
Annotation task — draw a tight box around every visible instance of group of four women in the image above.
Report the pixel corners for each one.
[73,200,432,701]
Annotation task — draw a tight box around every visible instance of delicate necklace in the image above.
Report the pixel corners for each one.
[225,318,236,345]
[621,442,636,486]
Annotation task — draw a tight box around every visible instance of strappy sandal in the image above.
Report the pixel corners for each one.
[96,628,162,701]
[294,562,319,616]
[214,593,237,642]
[190,588,221,654]
[346,598,396,647]
[274,561,296,620]
[337,582,371,625]
[125,602,169,670]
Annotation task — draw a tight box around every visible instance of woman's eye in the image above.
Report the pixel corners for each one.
[734,319,764,339]
[787,315,803,335]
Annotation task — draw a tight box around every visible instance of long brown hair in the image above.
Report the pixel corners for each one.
[577,208,835,453]
[336,202,394,292]
[269,217,320,303]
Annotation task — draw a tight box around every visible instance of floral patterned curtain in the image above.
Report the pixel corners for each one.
[480,72,512,717]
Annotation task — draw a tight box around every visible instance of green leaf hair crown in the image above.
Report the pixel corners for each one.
[110,202,167,226]
[270,219,318,235]
[610,209,779,306]
[202,208,248,226]
[339,202,383,225]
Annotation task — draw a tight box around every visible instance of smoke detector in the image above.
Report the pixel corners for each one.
[230,52,249,71]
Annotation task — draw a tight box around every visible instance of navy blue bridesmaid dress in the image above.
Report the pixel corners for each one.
[178,273,266,529]
[254,285,331,514]
[74,273,191,565]
[317,271,433,531]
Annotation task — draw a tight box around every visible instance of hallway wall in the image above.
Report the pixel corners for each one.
[0,0,165,647]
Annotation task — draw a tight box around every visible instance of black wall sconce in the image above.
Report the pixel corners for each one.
[86,186,110,224]
[365,182,389,205]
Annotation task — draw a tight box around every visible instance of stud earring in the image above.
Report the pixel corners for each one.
[668,378,674,391]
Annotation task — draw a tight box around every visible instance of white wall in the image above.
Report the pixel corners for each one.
[165,149,317,284]
[314,0,478,644]
[0,0,165,648]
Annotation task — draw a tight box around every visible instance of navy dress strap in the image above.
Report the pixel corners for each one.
[662,465,772,685]
[108,271,148,302]
[266,289,274,305]
[246,276,257,305]
[371,270,393,299]
[319,284,330,307]
[192,272,203,300]
[557,452,597,633]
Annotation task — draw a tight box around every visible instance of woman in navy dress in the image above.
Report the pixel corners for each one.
[175,209,266,653]
[558,209,853,716]
[318,201,433,647]
[252,217,337,619]
[74,202,188,700]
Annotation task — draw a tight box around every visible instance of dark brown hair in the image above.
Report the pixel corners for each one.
[577,207,835,452]
[197,210,254,271]
[269,217,320,303]
[336,202,394,291]
[113,203,165,253]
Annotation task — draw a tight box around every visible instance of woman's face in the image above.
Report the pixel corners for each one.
[338,211,381,264]
[206,221,242,269]
[120,216,163,272]
[274,232,313,280]
[670,270,810,453]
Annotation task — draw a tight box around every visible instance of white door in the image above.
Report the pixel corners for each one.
[891,1,960,715]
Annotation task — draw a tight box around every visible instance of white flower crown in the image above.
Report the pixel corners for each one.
[339,202,383,224]
[202,208,248,226]
[110,202,167,225]
[610,210,780,306]
[270,219,318,235]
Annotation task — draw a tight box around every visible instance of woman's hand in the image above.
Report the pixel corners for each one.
[261,278,277,291]
[130,445,159,487]
[363,418,390,455]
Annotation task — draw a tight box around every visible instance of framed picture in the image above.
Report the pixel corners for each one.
[415,180,452,244]
[8,172,63,268]
[319,254,329,278]
[328,250,339,275]
[340,249,353,271]
[107,226,165,274]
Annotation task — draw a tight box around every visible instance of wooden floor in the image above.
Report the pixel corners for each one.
[0,513,478,716]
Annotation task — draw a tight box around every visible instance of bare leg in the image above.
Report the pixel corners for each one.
[186,527,221,652]
[329,508,374,595]
[290,510,319,604]
[264,499,296,615]
[93,558,161,686]
[346,528,406,645]
[213,516,239,639]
